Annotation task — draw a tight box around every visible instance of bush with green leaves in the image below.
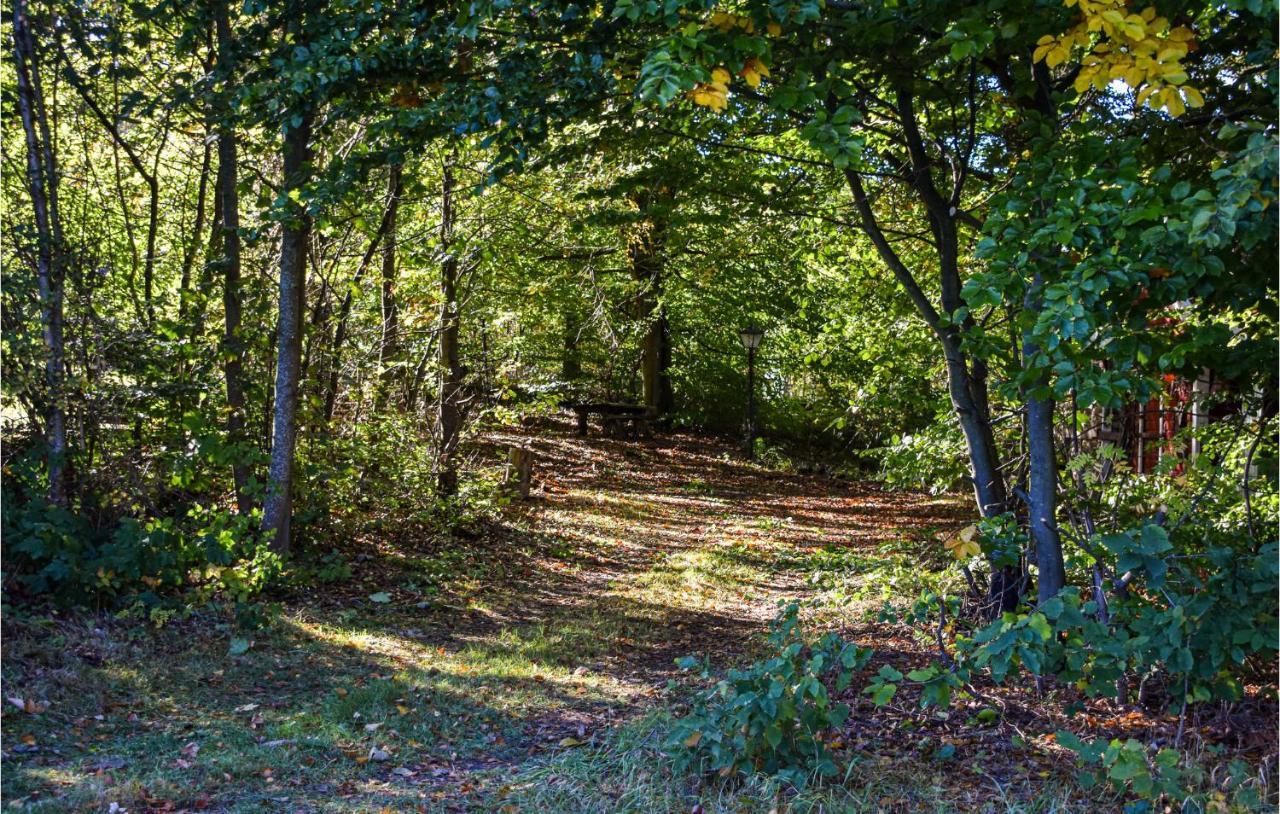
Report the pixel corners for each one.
[875,418,968,494]
[2,458,279,606]
[667,603,872,788]
[1053,733,1266,813]
[860,522,1275,809]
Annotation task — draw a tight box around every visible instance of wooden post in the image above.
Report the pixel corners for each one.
[504,446,533,499]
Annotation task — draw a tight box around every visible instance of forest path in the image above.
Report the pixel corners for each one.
[469,420,967,687]
[1,420,967,814]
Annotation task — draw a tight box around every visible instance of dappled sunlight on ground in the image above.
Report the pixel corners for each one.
[2,418,968,812]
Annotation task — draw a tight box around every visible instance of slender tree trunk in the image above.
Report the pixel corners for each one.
[374,163,401,413]
[14,0,69,506]
[321,200,396,424]
[58,44,160,327]
[261,111,313,553]
[178,141,212,322]
[437,154,464,497]
[842,156,1019,613]
[1023,277,1065,602]
[213,0,252,514]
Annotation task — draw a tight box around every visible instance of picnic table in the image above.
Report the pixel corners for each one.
[565,402,655,438]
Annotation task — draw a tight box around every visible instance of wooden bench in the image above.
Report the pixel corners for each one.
[565,402,655,439]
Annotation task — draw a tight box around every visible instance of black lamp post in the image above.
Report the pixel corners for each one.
[738,324,764,460]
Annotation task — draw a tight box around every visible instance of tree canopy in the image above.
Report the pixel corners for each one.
[3,0,1276,809]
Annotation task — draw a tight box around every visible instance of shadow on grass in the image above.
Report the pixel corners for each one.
[1,587,771,812]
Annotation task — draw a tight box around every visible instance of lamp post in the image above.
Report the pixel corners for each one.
[738,324,764,460]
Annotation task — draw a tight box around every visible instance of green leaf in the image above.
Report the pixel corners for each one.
[876,665,903,682]
[865,682,897,706]
[1027,613,1053,641]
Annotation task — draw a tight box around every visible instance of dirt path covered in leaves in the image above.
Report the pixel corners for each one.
[1,421,967,813]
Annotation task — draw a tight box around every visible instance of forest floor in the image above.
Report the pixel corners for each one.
[2,420,1273,813]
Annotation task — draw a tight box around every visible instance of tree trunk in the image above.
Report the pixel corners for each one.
[178,141,212,322]
[503,446,533,499]
[14,0,69,506]
[214,0,251,514]
[1023,277,1065,603]
[437,153,464,497]
[261,111,313,554]
[842,132,1019,613]
[627,203,674,415]
[374,163,401,413]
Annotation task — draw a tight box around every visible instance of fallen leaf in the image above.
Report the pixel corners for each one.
[368,592,392,604]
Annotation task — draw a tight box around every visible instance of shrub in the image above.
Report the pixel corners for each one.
[876,418,968,494]
[2,464,278,606]
[667,603,872,788]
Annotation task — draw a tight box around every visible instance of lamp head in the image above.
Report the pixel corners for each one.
[738,324,764,350]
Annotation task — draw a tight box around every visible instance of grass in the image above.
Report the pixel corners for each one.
[2,603,639,812]
[4,427,1270,812]
[458,713,1093,814]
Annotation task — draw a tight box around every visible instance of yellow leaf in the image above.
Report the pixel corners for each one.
[709,11,735,31]
[766,22,782,36]
[740,58,770,88]
[1182,85,1204,108]
[711,67,731,85]
[396,705,410,715]
[1033,42,1055,62]
[683,730,703,748]
[688,79,729,111]
[558,736,585,748]
[1120,14,1147,38]
[945,526,981,560]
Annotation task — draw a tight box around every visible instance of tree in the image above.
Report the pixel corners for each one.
[213,0,252,515]
[12,0,69,507]
[618,0,1275,609]
[436,150,465,496]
